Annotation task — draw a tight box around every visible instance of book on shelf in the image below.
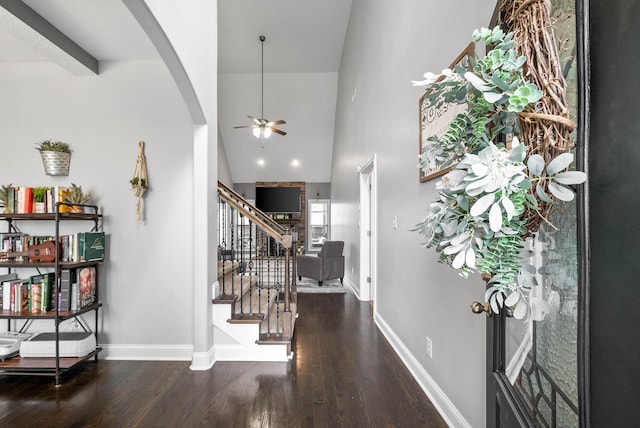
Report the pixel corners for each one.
[11,280,29,312]
[4,279,21,311]
[76,232,105,262]
[0,273,19,309]
[42,272,55,312]
[29,281,42,313]
[78,266,97,309]
[59,268,77,312]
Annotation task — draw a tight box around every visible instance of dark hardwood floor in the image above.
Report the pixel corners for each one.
[0,292,447,427]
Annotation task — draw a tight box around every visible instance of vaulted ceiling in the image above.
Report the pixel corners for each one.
[0,0,353,184]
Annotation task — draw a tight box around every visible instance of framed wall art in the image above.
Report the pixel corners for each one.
[419,42,475,182]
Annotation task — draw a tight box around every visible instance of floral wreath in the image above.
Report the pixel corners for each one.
[412,22,585,319]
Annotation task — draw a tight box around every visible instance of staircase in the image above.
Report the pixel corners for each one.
[213,182,298,361]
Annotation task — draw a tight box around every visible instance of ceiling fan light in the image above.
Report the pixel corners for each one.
[253,127,262,138]
[263,126,272,138]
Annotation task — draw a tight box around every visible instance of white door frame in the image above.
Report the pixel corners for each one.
[359,154,377,304]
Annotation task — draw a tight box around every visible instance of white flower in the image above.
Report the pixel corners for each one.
[412,71,439,87]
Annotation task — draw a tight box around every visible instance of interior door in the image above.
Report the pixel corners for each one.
[486,0,588,426]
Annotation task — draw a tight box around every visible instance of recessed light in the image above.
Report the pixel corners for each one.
[258,159,265,166]
[291,159,300,167]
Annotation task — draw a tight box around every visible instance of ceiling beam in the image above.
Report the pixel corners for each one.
[0,0,98,75]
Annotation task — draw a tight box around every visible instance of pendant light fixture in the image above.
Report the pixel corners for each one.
[233,35,286,146]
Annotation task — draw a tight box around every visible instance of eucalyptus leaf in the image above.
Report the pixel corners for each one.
[496,292,504,307]
[548,182,575,201]
[489,203,502,232]
[554,171,587,185]
[501,195,515,220]
[452,250,466,269]
[443,243,465,255]
[508,144,526,162]
[536,184,554,203]
[490,294,500,314]
[465,247,476,268]
[450,231,471,246]
[485,286,497,301]
[471,163,489,177]
[513,300,527,319]
[547,152,574,175]
[491,74,510,91]
[483,92,503,103]
[464,71,491,92]
[527,154,545,176]
[504,291,520,306]
[470,193,495,216]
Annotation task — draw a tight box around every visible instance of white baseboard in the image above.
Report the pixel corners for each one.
[344,277,361,299]
[101,344,193,361]
[374,313,472,428]
[191,347,216,370]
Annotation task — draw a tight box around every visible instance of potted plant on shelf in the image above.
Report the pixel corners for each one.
[36,140,71,176]
[0,184,13,213]
[32,187,49,213]
[63,183,91,213]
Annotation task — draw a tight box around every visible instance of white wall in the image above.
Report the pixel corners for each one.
[141,0,218,368]
[331,1,496,426]
[0,59,195,357]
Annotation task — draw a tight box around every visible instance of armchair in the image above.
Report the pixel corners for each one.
[297,241,344,286]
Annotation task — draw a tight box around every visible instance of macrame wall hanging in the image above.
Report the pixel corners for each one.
[130,140,149,222]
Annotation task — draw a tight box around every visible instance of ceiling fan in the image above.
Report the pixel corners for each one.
[234,35,287,143]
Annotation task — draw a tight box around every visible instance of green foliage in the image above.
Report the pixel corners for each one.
[130,177,147,188]
[35,140,71,153]
[0,184,12,206]
[412,27,586,319]
[63,183,90,205]
[32,187,49,203]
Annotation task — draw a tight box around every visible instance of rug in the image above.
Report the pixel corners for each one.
[295,278,347,294]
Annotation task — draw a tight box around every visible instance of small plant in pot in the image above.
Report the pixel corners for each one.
[63,183,91,213]
[130,177,147,197]
[0,184,13,213]
[36,140,71,176]
[32,187,49,213]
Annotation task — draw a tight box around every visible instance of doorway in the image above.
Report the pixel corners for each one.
[359,154,377,305]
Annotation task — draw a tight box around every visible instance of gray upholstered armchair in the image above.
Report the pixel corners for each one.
[297,241,344,286]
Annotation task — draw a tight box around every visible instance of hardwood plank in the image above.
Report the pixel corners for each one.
[0,292,447,427]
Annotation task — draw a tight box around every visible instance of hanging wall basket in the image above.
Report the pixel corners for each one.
[130,140,149,222]
[40,151,71,176]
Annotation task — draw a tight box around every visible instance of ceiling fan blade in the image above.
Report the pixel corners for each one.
[247,115,262,125]
[271,127,287,136]
[266,119,286,126]
[233,125,257,129]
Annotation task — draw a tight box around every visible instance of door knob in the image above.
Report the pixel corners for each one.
[470,301,492,316]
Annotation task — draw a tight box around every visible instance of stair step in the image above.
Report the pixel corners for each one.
[229,313,265,324]
[217,260,239,279]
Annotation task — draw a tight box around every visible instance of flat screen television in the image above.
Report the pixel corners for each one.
[255,186,301,213]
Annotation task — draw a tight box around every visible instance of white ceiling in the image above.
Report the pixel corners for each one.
[0,0,353,184]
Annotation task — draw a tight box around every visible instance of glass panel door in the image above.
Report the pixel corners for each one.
[503,1,581,425]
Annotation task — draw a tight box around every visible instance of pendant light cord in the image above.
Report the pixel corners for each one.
[260,35,265,121]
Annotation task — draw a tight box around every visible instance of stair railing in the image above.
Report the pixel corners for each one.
[217,181,296,341]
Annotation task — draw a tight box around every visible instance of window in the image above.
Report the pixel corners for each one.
[307,199,330,252]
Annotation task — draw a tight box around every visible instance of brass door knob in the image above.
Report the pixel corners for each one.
[470,301,492,316]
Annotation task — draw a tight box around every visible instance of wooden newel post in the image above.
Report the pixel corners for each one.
[282,232,293,339]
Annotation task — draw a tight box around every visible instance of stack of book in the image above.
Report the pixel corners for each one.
[0,267,97,313]
[0,232,105,262]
